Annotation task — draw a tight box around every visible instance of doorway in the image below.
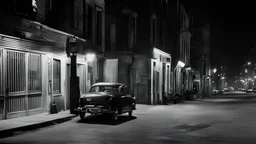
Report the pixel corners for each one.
[66,64,70,110]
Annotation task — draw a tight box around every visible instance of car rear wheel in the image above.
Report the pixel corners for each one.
[80,112,85,120]
[112,108,118,121]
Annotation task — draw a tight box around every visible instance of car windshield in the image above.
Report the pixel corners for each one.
[89,85,119,94]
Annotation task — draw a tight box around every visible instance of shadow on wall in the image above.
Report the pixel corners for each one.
[53,95,65,112]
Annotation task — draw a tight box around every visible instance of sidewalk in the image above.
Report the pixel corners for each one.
[0,111,77,138]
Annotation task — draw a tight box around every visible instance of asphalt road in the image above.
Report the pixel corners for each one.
[1,91,256,144]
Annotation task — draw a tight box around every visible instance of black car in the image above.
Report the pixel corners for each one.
[76,82,136,120]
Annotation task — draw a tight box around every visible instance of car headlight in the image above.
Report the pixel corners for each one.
[108,97,113,103]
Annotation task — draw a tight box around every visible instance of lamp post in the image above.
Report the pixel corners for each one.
[212,68,217,95]
[245,69,248,90]
[66,36,80,114]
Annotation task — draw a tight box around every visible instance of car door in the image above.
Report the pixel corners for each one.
[120,86,129,112]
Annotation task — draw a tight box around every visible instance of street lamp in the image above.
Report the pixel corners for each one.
[248,62,251,65]
[213,68,217,73]
[177,61,185,68]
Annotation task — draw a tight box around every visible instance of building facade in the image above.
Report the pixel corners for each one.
[190,19,212,98]
[171,0,193,96]
[0,0,105,119]
[105,0,172,104]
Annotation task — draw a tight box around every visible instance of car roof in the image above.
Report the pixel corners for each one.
[91,82,125,87]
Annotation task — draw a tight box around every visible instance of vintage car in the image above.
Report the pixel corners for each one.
[76,82,136,120]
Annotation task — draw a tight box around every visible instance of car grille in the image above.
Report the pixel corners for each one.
[83,99,109,108]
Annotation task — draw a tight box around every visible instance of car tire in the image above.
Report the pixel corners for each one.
[112,108,118,121]
[128,104,133,117]
[79,112,85,120]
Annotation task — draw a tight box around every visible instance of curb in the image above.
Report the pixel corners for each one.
[0,115,77,139]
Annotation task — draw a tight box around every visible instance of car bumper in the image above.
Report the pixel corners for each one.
[75,105,114,114]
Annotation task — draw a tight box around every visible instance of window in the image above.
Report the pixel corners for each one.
[89,86,119,94]
[28,53,41,92]
[14,0,31,16]
[159,19,163,47]
[0,49,2,94]
[83,1,87,38]
[77,64,86,94]
[46,0,52,10]
[71,0,79,29]
[105,22,111,51]
[120,87,125,95]
[129,16,136,49]
[105,23,116,51]
[96,9,102,46]
[124,86,129,94]
[87,6,93,40]
[152,18,156,45]
[53,59,61,94]
[7,51,26,93]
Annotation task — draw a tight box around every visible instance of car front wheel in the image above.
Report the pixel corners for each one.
[80,112,85,120]
[112,108,118,121]
[128,104,133,117]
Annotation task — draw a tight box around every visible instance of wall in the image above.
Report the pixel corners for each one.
[134,55,149,104]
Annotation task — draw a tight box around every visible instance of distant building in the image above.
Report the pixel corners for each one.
[105,0,172,104]
[191,19,211,97]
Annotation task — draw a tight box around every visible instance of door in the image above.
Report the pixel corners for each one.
[104,59,118,83]
[0,49,3,119]
[120,86,129,112]
[66,64,70,110]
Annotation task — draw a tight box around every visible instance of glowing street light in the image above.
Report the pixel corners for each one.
[177,61,185,68]
[213,68,217,73]
[85,53,95,62]
[248,62,251,65]
[245,69,248,73]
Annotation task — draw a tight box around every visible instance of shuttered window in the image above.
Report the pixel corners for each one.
[53,59,61,94]
[28,53,41,92]
[7,51,26,93]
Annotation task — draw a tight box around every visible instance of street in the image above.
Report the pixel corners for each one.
[1,91,256,144]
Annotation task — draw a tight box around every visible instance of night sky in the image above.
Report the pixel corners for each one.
[185,1,256,82]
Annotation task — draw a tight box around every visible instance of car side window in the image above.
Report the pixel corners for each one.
[124,86,129,94]
[120,87,125,95]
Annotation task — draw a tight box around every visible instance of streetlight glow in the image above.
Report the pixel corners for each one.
[85,53,95,62]
[213,68,217,73]
[248,62,251,65]
[177,61,185,68]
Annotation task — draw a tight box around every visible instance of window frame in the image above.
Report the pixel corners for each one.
[28,53,42,93]
[14,0,31,17]
[96,7,103,46]
[53,58,61,94]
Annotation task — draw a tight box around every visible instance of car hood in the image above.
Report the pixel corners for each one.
[80,92,114,98]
